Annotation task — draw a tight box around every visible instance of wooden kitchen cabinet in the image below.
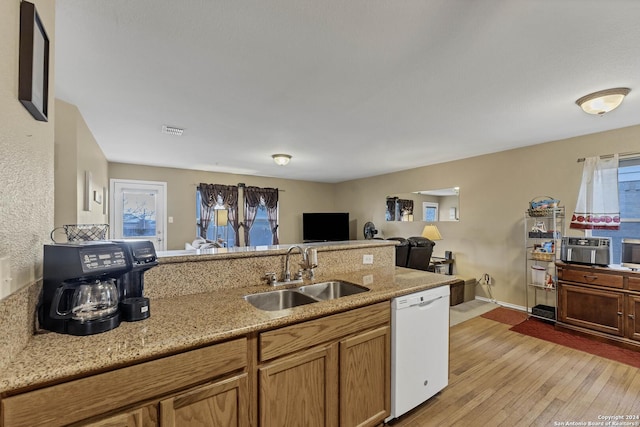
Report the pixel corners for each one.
[160,374,249,427]
[557,263,640,349]
[627,294,640,342]
[1,338,247,427]
[257,302,391,427]
[558,283,624,336]
[339,326,390,427]
[1,302,393,427]
[259,345,339,427]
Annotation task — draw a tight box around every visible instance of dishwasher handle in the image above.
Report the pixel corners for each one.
[413,295,444,308]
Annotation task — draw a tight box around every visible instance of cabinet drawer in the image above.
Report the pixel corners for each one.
[629,276,640,292]
[559,268,624,289]
[2,338,247,427]
[259,302,390,362]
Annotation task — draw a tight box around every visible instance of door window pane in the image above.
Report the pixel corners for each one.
[122,191,157,237]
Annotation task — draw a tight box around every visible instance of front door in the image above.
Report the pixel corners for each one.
[110,179,167,251]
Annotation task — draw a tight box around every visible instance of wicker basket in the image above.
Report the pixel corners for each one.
[531,251,555,262]
[50,224,109,243]
[527,196,560,217]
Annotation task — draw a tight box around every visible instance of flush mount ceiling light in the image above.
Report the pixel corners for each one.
[161,125,184,136]
[575,87,631,115]
[272,154,292,166]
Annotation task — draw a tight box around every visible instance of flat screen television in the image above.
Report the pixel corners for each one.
[303,212,349,242]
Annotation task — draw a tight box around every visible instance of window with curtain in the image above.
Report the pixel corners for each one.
[243,186,279,246]
[195,191,236,247]
[592,157,640,263]
[196,184,239,247]
[385,197,397,221]
[570,154,620,230]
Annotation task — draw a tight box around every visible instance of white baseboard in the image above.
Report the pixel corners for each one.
[474,296,527,313]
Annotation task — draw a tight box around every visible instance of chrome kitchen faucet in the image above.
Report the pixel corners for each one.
[264,245,318,286]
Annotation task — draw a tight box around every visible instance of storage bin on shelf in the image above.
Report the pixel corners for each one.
[532,304,555,320]
[530,265,546,286]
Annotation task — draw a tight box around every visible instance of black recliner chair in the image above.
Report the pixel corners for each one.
[387,237,410,267]
[406,236,436,272]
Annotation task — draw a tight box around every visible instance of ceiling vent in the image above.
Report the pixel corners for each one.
[161,125,184,136]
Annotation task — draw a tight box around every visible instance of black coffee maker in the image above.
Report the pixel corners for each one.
[39,241,133,336]
[114,240,158,321]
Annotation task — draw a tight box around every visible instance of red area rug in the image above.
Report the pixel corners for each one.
[480,306,529,326]
[510,318,640,369]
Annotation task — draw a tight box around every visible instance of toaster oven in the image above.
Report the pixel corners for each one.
[560,237,611,266]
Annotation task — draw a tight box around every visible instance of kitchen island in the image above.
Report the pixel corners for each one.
[0,240,456,426]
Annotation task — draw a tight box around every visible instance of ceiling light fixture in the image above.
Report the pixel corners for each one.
[575,87,631,115]
[272,154,292,166]
[161,125,184,136]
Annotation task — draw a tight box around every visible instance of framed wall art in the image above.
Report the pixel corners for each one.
[19,1,50,122]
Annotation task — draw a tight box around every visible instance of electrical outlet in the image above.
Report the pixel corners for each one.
[168,216,174,223]
[363,254,374,264]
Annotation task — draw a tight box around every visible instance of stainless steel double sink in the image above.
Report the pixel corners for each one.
[244,281,369,311]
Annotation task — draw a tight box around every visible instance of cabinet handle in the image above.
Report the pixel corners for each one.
[617,312,623,316]
[629,314,636,319]
[583,275,598,281]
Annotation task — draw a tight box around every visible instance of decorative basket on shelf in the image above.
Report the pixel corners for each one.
[50,224,109,243]
[531,251,555,262]
[527,196,560,217]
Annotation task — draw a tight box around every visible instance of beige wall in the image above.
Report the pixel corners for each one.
[0,0,55,366]
[108,163,337,249]
[58,121,640,309]
[54,99,109,231]
[335,124,640,307]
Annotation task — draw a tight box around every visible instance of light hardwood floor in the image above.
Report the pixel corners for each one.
[390,316,640,427]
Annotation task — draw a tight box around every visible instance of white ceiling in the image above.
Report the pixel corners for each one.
[54,0,640,183]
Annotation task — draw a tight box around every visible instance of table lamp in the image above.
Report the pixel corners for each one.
[421,224,442,241]
[215,209,229,245]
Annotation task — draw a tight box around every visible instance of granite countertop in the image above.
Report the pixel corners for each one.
[157,239,396,263]
[0,266,456,395]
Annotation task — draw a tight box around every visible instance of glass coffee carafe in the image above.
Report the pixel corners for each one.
[51,279,119,323]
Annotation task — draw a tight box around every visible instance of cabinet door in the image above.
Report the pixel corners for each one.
[558,283,624,336]
[627,294,640,342]
[160,374,249,427]
[259,345,338,427]
[339,326,390,427]
[80,405,157,427]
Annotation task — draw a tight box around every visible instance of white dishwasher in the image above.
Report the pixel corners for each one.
[388,285,450,421]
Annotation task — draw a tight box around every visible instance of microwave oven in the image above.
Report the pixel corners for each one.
[621,238,640,270]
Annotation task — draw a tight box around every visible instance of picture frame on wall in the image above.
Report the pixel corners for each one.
[84,171,92,212]
[19,1,50,122]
